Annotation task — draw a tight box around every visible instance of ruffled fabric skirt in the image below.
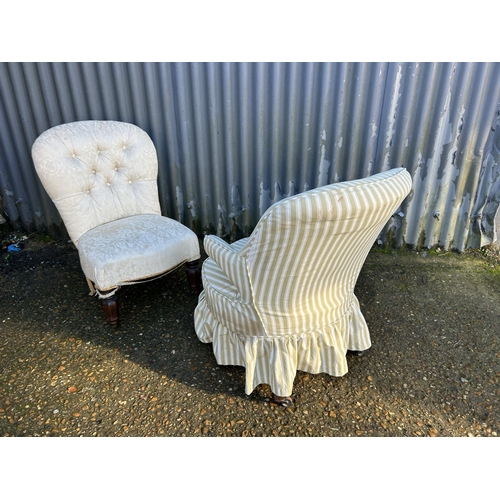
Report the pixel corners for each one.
[194,270,371,397]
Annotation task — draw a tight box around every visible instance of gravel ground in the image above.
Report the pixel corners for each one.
[1,230,499,438]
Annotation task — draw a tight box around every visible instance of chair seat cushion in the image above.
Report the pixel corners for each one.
[78,214,200,291]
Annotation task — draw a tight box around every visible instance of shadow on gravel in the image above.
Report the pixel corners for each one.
[2,237,241,395]
[1,232,500,437]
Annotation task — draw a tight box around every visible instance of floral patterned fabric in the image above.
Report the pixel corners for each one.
[194,168,413,397]
[32,121,161,245]
[32,121,200,293]
[78,214,200,291]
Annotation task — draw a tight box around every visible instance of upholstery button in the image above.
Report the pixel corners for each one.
[72,153,76,158]
[92,169,96,174]
[128,180,132,184]
[97,149,100,154]
[86,190,90,194]
[107,182,111,186]
[114,167,118,171]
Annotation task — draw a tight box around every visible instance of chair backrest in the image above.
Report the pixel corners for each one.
[32,120,161,245]
[244,167,412,336]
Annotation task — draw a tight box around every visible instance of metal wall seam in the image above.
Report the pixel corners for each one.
[0,62,499,251]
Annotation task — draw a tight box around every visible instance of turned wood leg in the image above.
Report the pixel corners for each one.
[100,293,119,326]
[186,259,202,294]
[271,393,293,407]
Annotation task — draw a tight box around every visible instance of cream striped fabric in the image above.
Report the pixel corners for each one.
[194,168,413,397]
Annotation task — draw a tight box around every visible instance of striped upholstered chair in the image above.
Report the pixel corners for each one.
[32,121,201,325]
[194,167,412,405]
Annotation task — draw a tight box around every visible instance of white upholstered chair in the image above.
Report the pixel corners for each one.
[32,120,201,325]
[194,167,412,405]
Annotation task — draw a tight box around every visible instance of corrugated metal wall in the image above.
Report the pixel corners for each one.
[1,62,499,250]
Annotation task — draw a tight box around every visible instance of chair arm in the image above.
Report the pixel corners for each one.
[203,235,252,302]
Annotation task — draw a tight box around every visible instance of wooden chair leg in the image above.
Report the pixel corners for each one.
[100,293,119,326]
[186,259,202,294]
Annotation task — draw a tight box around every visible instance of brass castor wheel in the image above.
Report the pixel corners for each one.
[348,350,365,357]
[272,393,293,407]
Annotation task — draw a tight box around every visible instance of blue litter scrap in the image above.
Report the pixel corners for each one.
[2,234,28,253]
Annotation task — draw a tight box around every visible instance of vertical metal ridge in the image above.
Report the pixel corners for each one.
[1,62,499,251]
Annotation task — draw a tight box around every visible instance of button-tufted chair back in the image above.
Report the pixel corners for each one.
[31,120,201,326]
[32,120,161,246]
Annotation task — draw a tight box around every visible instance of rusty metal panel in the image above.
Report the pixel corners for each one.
[376,62,500,250]
[1,62,499,250]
